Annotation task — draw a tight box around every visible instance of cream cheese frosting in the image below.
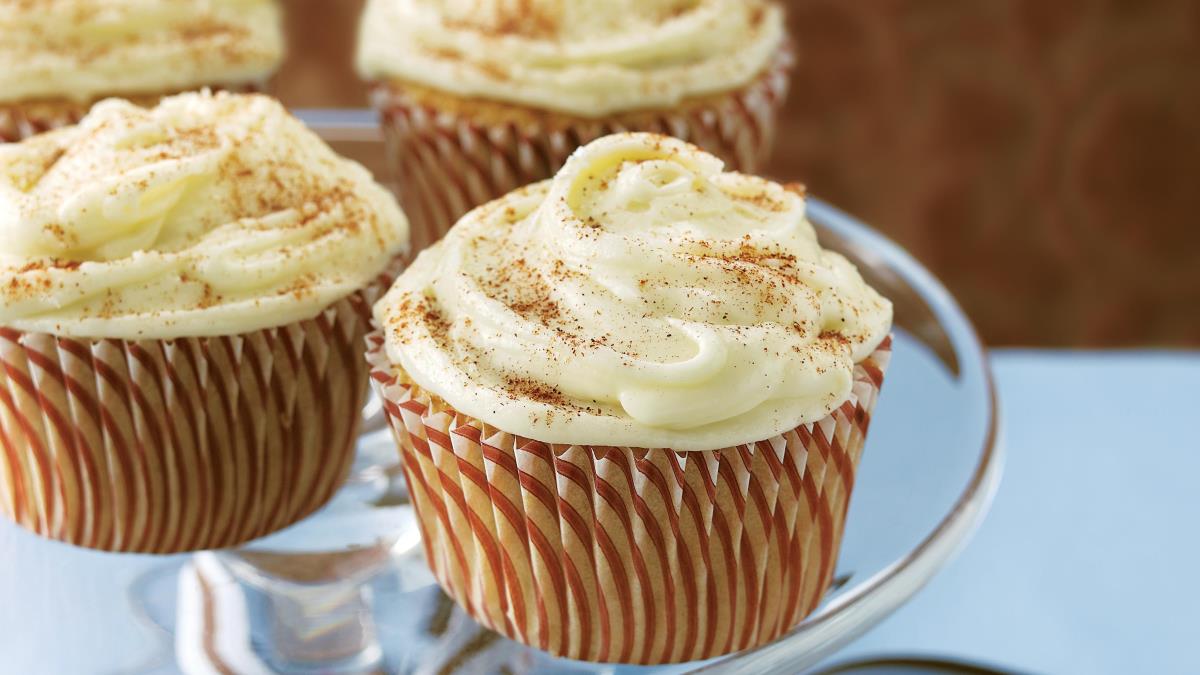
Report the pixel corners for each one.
[376,133,892,451]
[0,0,284,104]
[0,91,410,339]
[356,0,786,117]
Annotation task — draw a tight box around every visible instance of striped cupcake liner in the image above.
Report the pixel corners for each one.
[370,49,793,256]
[0,101,92,142]
[0,81,266,143]
[0,265,398,554]
[367,334,891,664]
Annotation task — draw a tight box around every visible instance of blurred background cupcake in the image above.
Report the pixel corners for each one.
[368,133,892,663]
[0,91,409,553]
[280,0,1199,349]
[0,0,284,141]
[356,0,793,254]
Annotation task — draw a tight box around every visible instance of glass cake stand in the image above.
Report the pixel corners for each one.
[0,113,1001,675]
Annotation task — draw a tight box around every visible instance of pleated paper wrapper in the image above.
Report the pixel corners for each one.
[367,333,891,664]
[0,266,397,554]
[370,48,793,255]
[0,82,265,143]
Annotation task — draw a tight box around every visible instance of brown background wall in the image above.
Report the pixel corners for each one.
[276,0,1200,347]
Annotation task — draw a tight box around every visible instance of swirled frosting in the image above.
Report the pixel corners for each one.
[357,0,785,117]
[0,91,410,339]
[0,0,283,104]
[376,133,891,450]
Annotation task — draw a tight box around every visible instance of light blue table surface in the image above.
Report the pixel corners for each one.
[830,350,1200,675]
[2,351,1197,674]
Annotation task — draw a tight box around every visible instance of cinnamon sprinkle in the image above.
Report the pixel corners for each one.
[384,134,879,425]
[0,92,402,320]
[502,376,569,408]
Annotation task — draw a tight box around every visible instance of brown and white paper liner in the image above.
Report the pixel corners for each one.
[370,49,793,256]
[0,100,93,143]
[0,82,266,143]
[366,333,890,664]
[0,264,399,554]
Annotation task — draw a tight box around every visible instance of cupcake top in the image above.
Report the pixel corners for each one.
[0,0,284,104]
[356,0,785,118]
[0,91,410,339]
[376,133,891,451]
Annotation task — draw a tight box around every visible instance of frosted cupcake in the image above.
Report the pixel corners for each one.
[357,0,793,254]
[0,92,409,553]
[367,133,892,663]
[0,0,284,141]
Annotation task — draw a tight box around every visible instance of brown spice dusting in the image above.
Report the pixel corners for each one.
[818,330,851,347]
[475,59,511,82]
[95,290,119,320]
[5,7,264,65]
[198,282,222,309]
[423,45,465,63]
[750,4,766,27]
[383,131,879,426]
[442,0,560,40]
[731,189,788,212]
[0,92,397,319]
[391,295,454,350]
[43,223,69,244]
[273,272,322,303]
[503,376,569,407]
[477,254,563,326]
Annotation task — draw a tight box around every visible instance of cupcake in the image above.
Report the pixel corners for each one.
[0,91,409,553]
[367,133,892,663]
[356,0,793,255]
[0,0,284,142]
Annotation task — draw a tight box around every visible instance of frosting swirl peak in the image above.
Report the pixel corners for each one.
[377,133,891,450]
[0,91,410,339]
[357,0,785,117]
